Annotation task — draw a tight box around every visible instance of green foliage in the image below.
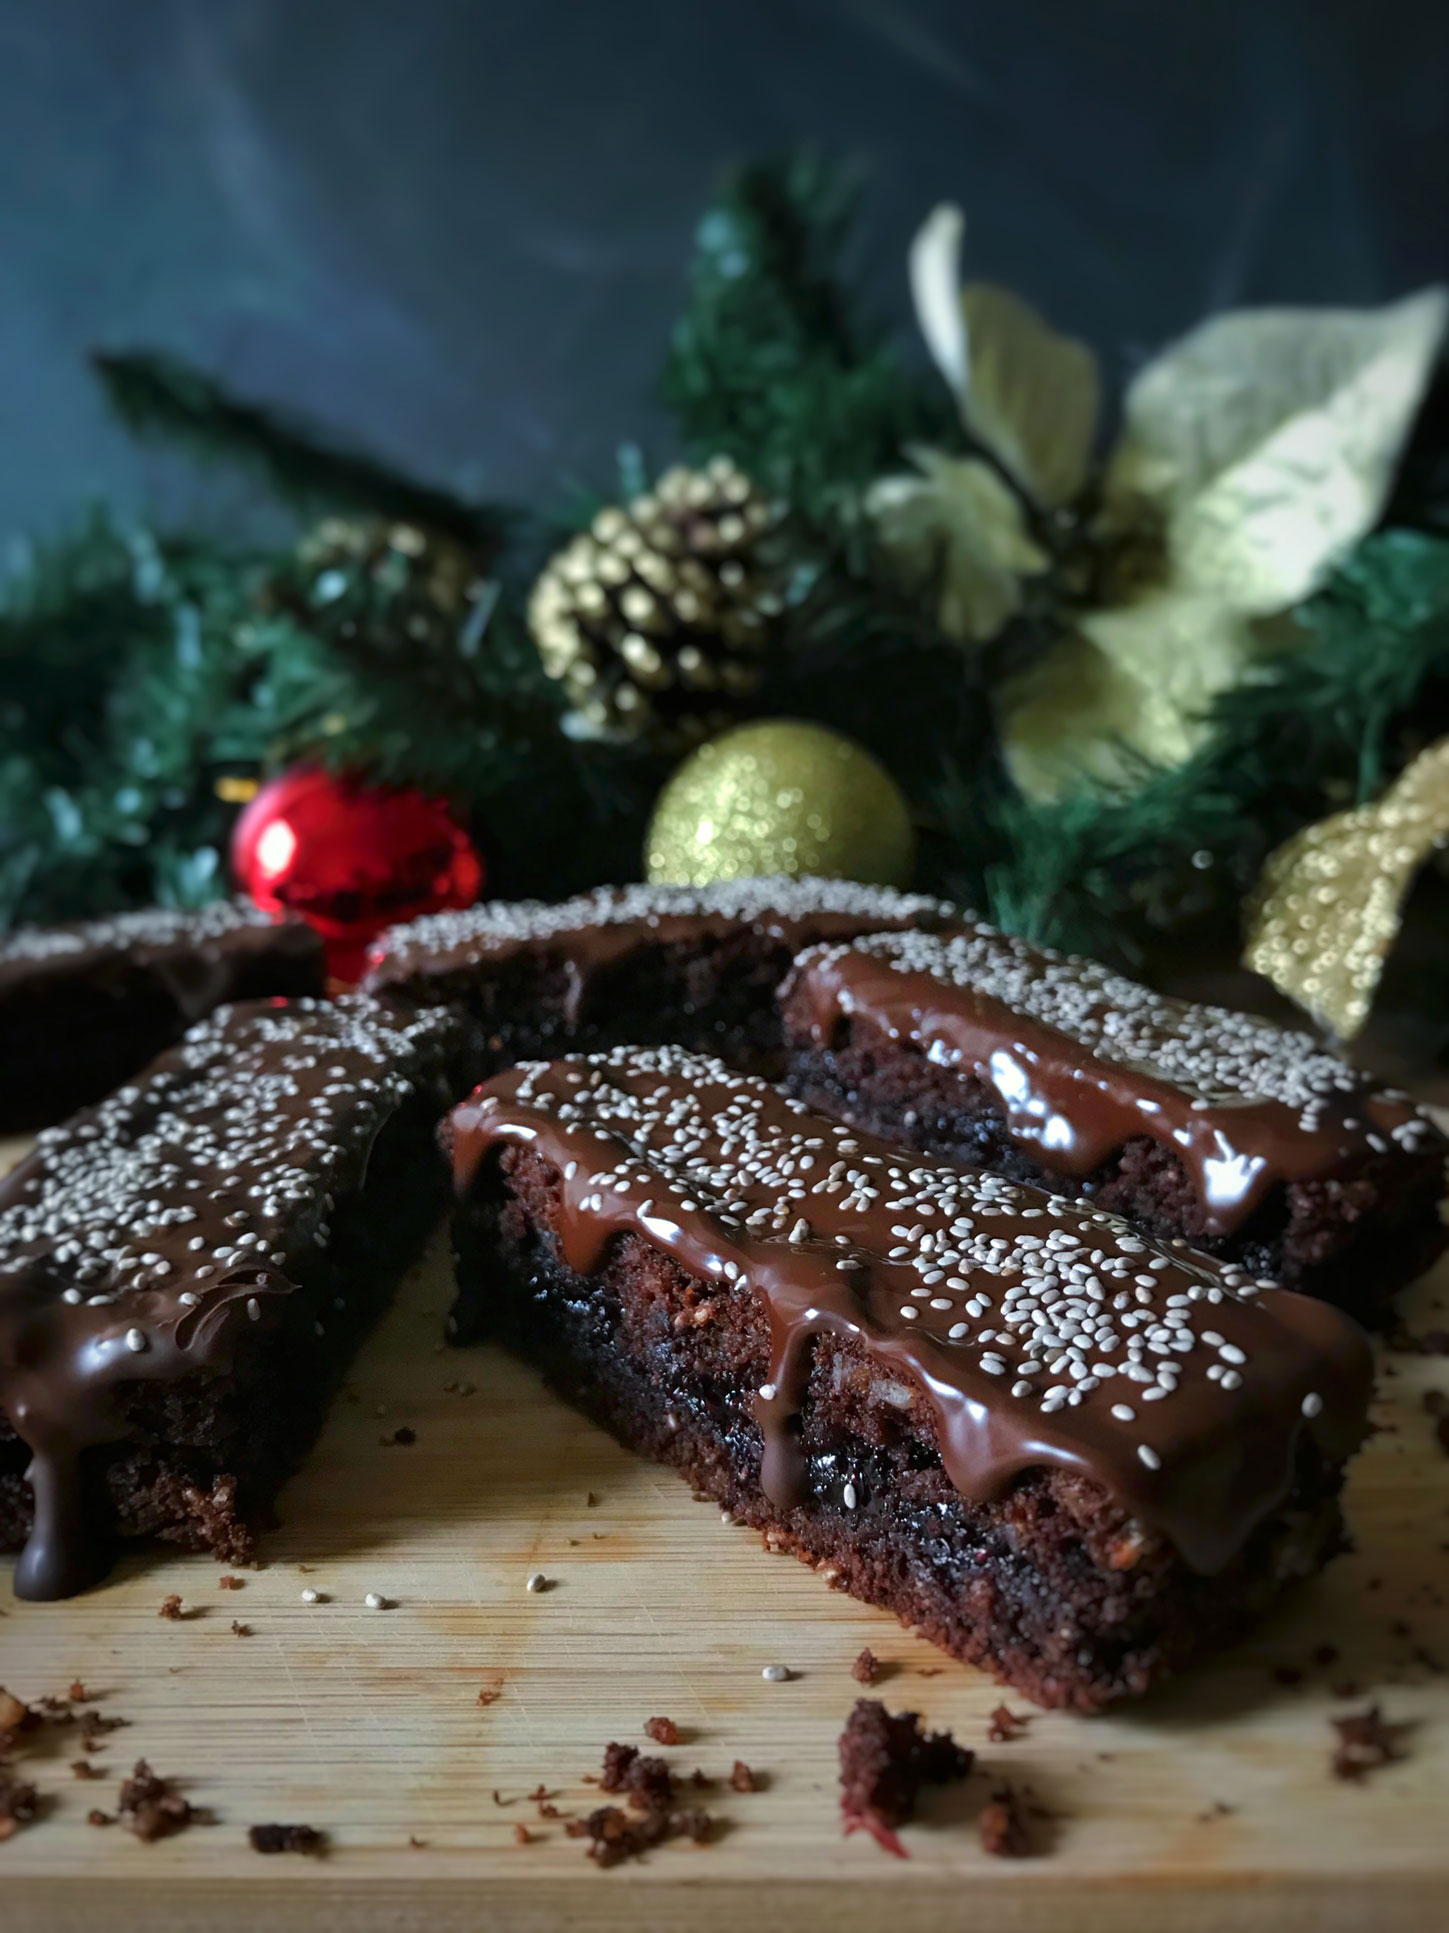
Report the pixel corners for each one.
[955,531,1449,958]
[93,351,510,545]
[6,154,1449,963]
[661,153,957,542]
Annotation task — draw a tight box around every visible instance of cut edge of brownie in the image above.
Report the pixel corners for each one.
[782,1008,1448,1325]
[451,1137,1354,1713]
[0,997,467,1596]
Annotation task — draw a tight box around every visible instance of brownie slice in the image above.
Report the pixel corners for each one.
[363,876,952,1073]
[780,928,1448,1322]
[449,1045,1372,1711]
[0,900,326,1133]
[0,994,465,1599]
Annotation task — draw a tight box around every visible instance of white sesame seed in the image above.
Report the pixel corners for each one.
[246,1297,261,1322]
[1137,1444,1161,1471]
[1302,1392,1323,1418]
[525,1573,549,1594]
[761,1664,793,1682]
[757,1382,777,1401]
[300,1588,321,1604]
[364,1591,390,1609]
[1111,1404,1135,1422]
[843,1481,857,1509]
[124,1327,147,1353]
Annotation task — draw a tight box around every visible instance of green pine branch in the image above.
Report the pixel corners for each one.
[661,153,956,539]
[92,350,513,547]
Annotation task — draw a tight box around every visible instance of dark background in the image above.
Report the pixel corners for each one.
[1,0,1446,544]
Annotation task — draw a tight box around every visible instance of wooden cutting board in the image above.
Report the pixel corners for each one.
[4,1144,1449,1932]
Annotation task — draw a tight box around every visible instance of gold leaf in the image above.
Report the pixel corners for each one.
[908,203,969,395]
[1104,289,1448,614]
[867,446,1049,645]
[906,205,1101,508]
[960,283,1101,508]
[1243,735,1449,1039]
[1000,589,1258,801]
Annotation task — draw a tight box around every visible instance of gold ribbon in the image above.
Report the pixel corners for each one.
[1243,736,1449,1039]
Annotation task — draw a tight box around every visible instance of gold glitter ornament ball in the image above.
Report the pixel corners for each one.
[645,719,916,888]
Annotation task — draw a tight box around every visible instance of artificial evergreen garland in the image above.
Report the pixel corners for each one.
[6,155,1449,1015]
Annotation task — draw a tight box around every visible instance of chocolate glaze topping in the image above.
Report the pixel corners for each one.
[0,899,322,1018]
[365,876,952,1023]
[0,995,460,1601]
[451,1045,1372,1574]
[784,928,1443,1236]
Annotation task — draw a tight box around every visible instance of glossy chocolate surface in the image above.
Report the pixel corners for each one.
[784,928,1443,1236]
[452,1045,1372,1574]
[365,876,953,1023]
[0,995,459,1600]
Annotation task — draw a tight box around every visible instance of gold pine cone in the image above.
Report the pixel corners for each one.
[528,456,782,749]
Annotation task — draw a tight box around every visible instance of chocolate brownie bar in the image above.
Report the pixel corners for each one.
[449,1046,1372,1710]
[0,900,326,1132]
[781,928,1448,1321]
[364,876,951,1072]
[0,994,464,1599]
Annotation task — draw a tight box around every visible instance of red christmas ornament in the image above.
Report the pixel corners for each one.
[231,766,483,981]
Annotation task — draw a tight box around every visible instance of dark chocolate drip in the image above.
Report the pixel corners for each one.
[452,1048,1373,1575]
[0,995,459,1600]
[785,930,1442,1237]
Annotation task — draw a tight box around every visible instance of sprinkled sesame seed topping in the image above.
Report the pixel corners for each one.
[457,1043,1370,1573]
[761,1663,794,1682]
[525,1573,550,1594]
[124,1327,146,1353]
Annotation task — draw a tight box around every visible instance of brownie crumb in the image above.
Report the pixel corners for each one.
[585,1491,599,1507]
[381,1426,416,1447]
[851,1648,882,1686]
[72,1759,102,1780]
[0,1769,39,1841]
[987,1705,1030,1743]
[600,1742,674,1812]
[1272,1665,1304,1687]
[0,1687,36,1740]
[68,1681,94,1703]
[1311,1644,1340,1669]
[87,1809,113,1827]
[118,1760,199,1841]
[512,1823,532,1846]
[408,1834,427,1848]
[230,1620,252,1637]
[477,1686,502,1707]
[78,1709,124,1746]
[730,1761,758,1793]
[1331,1706,1414,1782]
[249,1822,326,1856]
[219,1576,244,1591]
[158,1595,184,1622]
[838,1700,973,1857]
[979,1785,1033,1857]
[567,1802,711,1868]
[643,1716,681,1746]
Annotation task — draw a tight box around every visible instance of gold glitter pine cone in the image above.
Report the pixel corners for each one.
[646,718,916,888]
[287,516,491,654]
[528,457,783,748]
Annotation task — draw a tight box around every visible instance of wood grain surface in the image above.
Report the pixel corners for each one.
[3,1140,1448,1931]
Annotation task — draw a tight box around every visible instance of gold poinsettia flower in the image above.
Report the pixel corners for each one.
[872,201,1448,799]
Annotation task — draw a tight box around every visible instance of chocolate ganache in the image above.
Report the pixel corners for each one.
[0,899,323,1019]
[451,1045,1372,1575]
[784,927,1443,1237]
[0,995,460,1600]
[365,876,953,1023]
